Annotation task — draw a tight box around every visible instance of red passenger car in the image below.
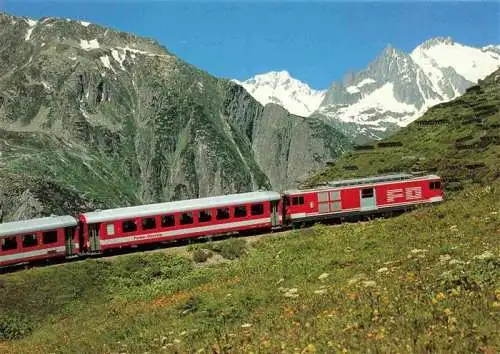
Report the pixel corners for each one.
[284,174,443,224]
[79,191,282,253]
[0,216,79,267]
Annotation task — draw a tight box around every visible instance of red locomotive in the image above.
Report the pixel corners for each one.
[0,173,443,268]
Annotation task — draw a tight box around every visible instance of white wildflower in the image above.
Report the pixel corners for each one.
[348,273,367,285]
[284,288,299,298]
[440,254,452,263]
[474,251,495,260]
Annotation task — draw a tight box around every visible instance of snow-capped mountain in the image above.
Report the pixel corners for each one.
[232,71,325,117]
[235,38,500,142]
[315,37,500,141]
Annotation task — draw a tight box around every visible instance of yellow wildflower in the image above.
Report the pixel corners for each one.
[301,344,316,353]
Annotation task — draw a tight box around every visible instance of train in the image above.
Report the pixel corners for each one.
[0,173,443,268]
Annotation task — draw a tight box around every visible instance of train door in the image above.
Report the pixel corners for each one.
[270,201,280,227]
[88,223,101,253]
[360,187,377,211]
[318,190,342,213]
[318,192,329,213]
[282,196,289,224]
[64,227,75,256]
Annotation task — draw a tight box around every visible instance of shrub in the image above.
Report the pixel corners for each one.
[0,314,32,340]
[218,238,247,260]
[192,249,213,263]
[178,296,201,316]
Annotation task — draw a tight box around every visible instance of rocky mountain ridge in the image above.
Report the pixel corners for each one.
[315,38,500,141]
[237,37,500,143]
[0,13,349,221]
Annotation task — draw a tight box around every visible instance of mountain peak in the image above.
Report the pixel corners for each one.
[318,37,500,143]
[418,36,455,50]
[380,44,407,59]
[269,70,292,78]
[233,71,326,117]
[250,70,294,85]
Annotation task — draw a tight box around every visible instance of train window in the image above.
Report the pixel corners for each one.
[234,206,247,218]
[22,234,38,247]
[330,191,341,201]
[1,237,17,251]
[251,203,264,215]
[106,223,115,236]
[122,220,137,233]
[198,210,211,223]
[161,215,175,228]
[142,217,156,230]
[43,230,58,244]
[180,212,194,225]
[430,181,441,190]
[292,196,304,205]
[361,188,374,198]
[216,208,230,220]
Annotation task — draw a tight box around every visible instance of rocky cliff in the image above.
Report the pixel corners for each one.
[0,13,349,221]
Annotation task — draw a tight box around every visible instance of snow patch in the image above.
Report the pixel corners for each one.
[412,40,500,83]
[80,107,90,119]
[357,78,376,87]
[25,19,37,27]
[116,46,157,56]
[346,86,360,94]
[24,19,37,41]
[80,39,100,50]
[80,21,91,27]
[42,81,51,90]
[111,49,126,70]
[100,55,115,73]
[25,27,34,41]
[327,83,418,127]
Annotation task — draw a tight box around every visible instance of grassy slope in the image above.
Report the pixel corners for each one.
[1,64,498,354]
[308,71,500,189]
[0,181,498,353]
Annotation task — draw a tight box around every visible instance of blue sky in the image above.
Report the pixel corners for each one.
[2,1,499,89]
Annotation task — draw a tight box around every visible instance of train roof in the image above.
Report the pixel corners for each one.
[0,215,77,238]
[324,173,415,187]
[285,174,441,194]
[81,191,281,224]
